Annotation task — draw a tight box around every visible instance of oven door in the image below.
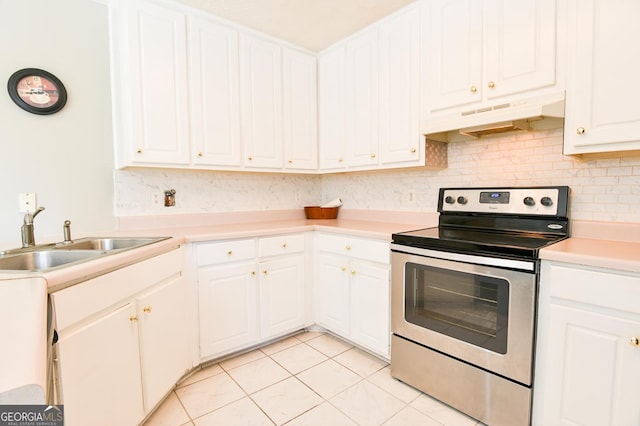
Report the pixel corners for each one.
[391,247,537,385]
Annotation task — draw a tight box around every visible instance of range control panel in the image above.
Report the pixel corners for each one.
[439,187,569,216]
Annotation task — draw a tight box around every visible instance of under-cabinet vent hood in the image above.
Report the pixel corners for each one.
[423,92,565,142]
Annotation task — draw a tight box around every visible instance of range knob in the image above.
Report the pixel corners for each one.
[523,196,536,206]
[457,196,467,205]
[444,196,456,204]
[540,196,554,207]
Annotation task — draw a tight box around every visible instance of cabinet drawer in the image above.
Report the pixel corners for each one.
[52,249,183,331]
[196,239,256,266]
[259,234,305,257]
[547,264,640,314]
[317,233,389,264]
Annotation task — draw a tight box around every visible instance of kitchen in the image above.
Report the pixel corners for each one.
[0,0,639,425]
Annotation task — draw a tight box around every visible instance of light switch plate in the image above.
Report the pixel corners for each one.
[19,193,37,213]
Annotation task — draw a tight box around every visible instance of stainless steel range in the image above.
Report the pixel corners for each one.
[390,186,570,426]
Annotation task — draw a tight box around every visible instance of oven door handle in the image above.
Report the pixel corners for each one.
[390,243,536,272]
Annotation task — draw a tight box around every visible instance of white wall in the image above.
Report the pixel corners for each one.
[0,0,116,249]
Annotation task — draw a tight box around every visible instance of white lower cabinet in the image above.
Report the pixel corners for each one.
[316,233,390,358]
[533,261,640,426]
[52,248,190,426]
[197,234,309,361]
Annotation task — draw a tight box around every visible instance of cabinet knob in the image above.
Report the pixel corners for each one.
[282,243,288,248]
[488,81,495,88]
[197,152,203,157]
[247,156,253,161]
[345,245,351,251]
[263,270,268,275]
[129,315,139,322]
[470,85,477,93]
[410,147,416,153]
[287,159,293,164]
[338,158,344,163]
[370,153,376,159]
[341,266,347,272]
[351,270,356,275]
[136,148,143,154]
[227,250,233,256]
[631,337,639,346]
[143,306,152,314]
[576,127,586,135]
[251,271,256,276]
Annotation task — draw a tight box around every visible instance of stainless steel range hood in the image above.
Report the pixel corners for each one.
[423,92,565,142]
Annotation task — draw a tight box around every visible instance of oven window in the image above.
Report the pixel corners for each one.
[404,262,509,354]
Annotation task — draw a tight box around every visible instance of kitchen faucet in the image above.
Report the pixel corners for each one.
[21,206,45,248]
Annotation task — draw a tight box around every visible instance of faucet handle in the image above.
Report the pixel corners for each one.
[63,220,73,244]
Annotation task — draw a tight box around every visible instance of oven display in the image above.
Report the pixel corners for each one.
[480,191,510,204]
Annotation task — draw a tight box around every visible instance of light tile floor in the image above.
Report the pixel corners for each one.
[142,331,486,426]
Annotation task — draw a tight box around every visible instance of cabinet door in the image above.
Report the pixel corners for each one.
[240,34,283,169]
[127,0,190,165]
[349,260,390,357]
[318,46,347,171]
[539,304,640,426]
[57,303,144,426]
[258,255,305,339]
[425,0,483,112]
[563,0,640,154]
[484,0,556,100]
[198,261,258,359]
[345,29,379,167]
[378,5,422,166]
[283,49,318,171]
[189,17,241,167]
[316,253,350,336]
[137,276,190,412]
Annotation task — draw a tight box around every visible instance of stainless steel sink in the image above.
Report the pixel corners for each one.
[0,250,104,272]
[0,236,170,272]
[58,237,169,251]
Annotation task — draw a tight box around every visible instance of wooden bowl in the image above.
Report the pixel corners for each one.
[304,206,340,219]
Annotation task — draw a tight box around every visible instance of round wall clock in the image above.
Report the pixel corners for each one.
[7,68,67,115]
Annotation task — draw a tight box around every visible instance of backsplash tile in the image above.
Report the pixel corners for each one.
[115,129,640,223]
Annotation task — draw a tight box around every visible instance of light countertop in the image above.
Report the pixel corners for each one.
[540,220,640,274]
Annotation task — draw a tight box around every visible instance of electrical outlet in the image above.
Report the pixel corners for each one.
[19,193,37,213]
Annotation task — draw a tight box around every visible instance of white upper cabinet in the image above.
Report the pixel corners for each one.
[122,0,190,166]
[345,28,380,168]
[318,3,424,173]
[283,49,318,170]
[563,0,640,154]
[318,46,347,171]
[425,0,558,115]
[378,4,422,165]
[189,17,242,167]
[240,34,284,169]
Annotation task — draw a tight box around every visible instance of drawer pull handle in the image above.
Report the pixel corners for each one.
[129,315,139,322]
[631,337,639,346]
[143,306,152,314]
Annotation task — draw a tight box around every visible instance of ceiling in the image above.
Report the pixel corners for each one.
[173,0,417,52]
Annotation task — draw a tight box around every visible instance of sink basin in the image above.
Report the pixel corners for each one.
[0,250,104,272]
[58,237,169,251]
